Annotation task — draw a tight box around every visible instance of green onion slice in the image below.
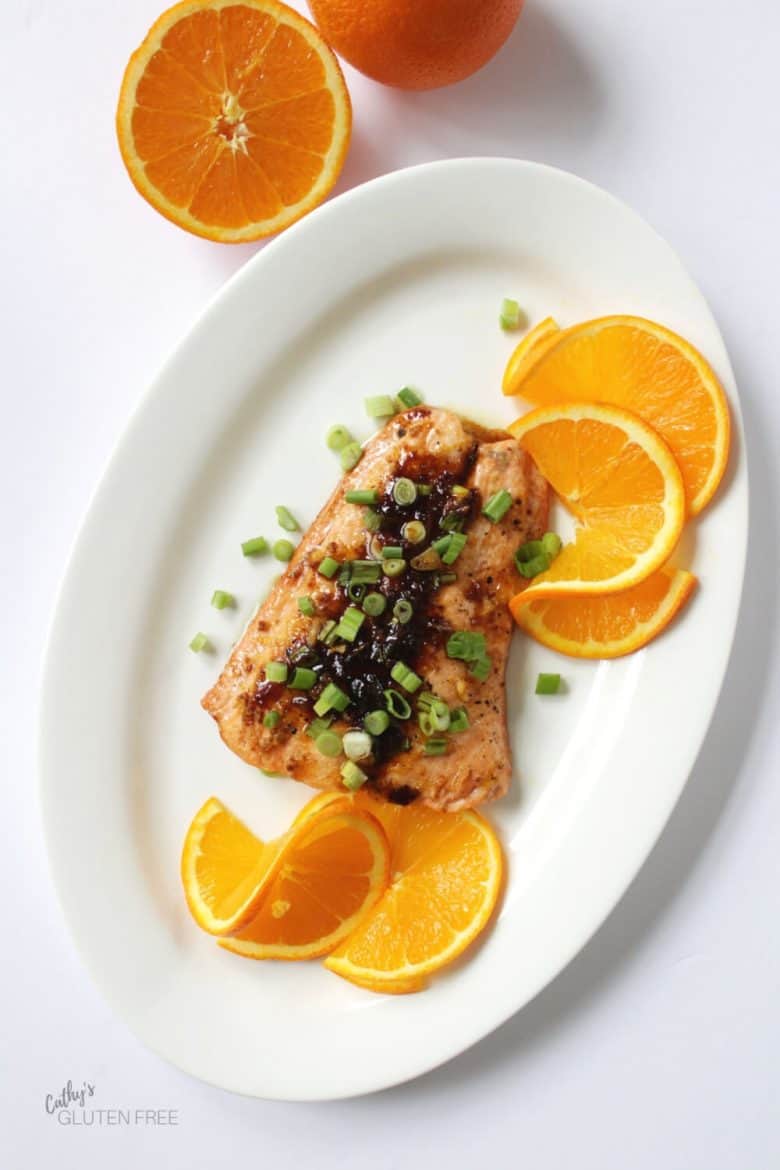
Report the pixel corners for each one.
[402,519,426,544]
[470,657,492,682]
[365,394,396,419]
[392,477,417,506]
[318,556,340,579]
[289,667,317,690]
[363,508,381,532]
[306,716,333,738]
[345,488,379,505]
[364,710,390,736]
[515,552,550,579]
[340,441,363,472]
[449,707,470,733]
[384,689,412,720]
[189,632,210,653]
[316,730,343,758]
[393,598,413,624]
[542,531,563,558]
[326,424,352,452]
[263,710,281,729]
[275,505,299,532]
[390,661,423,693]
[396,387,422,408]
[211,589,234,610]
[341,761,368,791]
[382,545,403,560]
[343,730,373,761]
[441,532,467,565]
[482,489,513,524]
[383,558,407,578]
[272,539,295,562]
[241,536,268,557]
[424,739,448,756]
[314,683,351,716]
[334,606,365,642]
[265,661,288,683]
[362,591,387,616]
[297,596,316,616]
[499,298,522,331]
[536,672,562,695]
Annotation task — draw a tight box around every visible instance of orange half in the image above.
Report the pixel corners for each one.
[117,0,351,242]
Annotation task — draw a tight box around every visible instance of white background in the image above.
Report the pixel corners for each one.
[3,0,779,1166]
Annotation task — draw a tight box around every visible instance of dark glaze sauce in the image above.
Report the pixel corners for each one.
[275,440,481,780]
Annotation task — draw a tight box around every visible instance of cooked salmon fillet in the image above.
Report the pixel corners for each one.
[203,407,549,810]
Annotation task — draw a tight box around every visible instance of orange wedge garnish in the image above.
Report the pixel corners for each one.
[116,0,351,242]
[503,315,730,514]
[501,316,561,394]
[509,403,686,604]
[511,566,697,658]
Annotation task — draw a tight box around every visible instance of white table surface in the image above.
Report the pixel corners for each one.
[3,0,779,1165]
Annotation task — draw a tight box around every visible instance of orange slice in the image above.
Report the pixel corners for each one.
[220,806,389,959]
[181,796,286,935]
[503,315,730,515]
[508,403,686,603]
[501,316,561,394]
[117,0,351,242]
[181,796,388,957]
[511,566,697,658]
[325,795,503,991]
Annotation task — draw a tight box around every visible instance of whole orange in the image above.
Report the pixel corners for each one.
[307,0,524,90]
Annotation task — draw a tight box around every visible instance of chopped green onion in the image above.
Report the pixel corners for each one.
[362,591,387,616]
[482,489,513,524]
[438,572,457,585]
[241,536,268,557]
[260,769,283,778]
[542,532,563,559]
[316,730,343,758]
[343,730,373,761]
[390,661,423,693]
[365,394,396,419]
[432,535,452,556]
[318,556,340,579]
[326,424,352,452]
[272,539,295,562]
[334,606,365,642]
[364,710,390,736]
[402,520,426,544]
[536,672,562,695]
[470,656,492,682]
[347,559,382,584]
[340,441,363,472]
[500,297,523,331]
[345,488,379,505]
[383,558,406,578]
[347,582,367,604]
[417,483,432,496]
[392,477,417,506]
[430,699,451,732]
[446,631,487,663]
[318,619,338,645]
[384,689,412,720]
[382,545,403,560]
[289,667,317,690]
[263,710,281,729]
[516,552,550,579]
[516,539,545,561]
[393,598,414,624]
[297,596,316,616]
[416,691,435,710]
[275,505,299,532]
[265,661,288,683]
[418,711,435,737]
[396,386,422,408]
[341,761,368,791]
[189,632,210,653]
[441,532,467,565]
[440,512,465,533]
[306,716,333,739]
[449,707,470,733]
[452,485,470,499]
[424,739,448,756]
[363,507,381,532]
[211,589,234,610]
[314,683,351,716]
